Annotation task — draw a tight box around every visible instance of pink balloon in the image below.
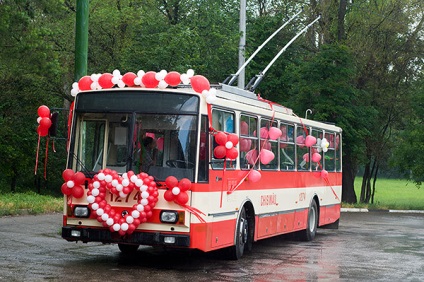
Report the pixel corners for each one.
[245,149,258,165]
[268,127,282,140]
[260,140,271,150]
[321,170,329,178]
[259,127,269,139]
[98,73,114,88]
[305,135,317,147]
[248,170,261,183]
[240,138,251,152]
[260,149,275,165]
[303,153,309,162]
[157,137,164,151]
[296,135,305,147]
[240,121,249,135]
[312,152,322,163]
[190,75,210,93]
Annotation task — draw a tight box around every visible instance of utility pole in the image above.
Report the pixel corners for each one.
[238,0,246,89]
[74,0,89,81]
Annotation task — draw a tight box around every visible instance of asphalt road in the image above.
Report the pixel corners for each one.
[0,212,423,281]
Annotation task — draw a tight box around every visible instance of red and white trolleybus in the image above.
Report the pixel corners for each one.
[60,67,342,259]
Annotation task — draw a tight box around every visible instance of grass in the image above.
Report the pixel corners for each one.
[342,177,424,210]
[0,178,423,216]
[0,191,63,216]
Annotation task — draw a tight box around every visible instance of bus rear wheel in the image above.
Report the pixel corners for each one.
[299,200,318,241]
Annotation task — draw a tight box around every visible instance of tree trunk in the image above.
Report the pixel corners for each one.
[342,157,357,203]
[337,0,347,41]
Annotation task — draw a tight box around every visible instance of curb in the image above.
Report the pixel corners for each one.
[341,208,424,214]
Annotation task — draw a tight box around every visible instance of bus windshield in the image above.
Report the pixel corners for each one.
[71,91,199,181]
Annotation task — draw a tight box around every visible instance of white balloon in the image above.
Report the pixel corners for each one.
[93,181,100,189]
[140,185,148,192]
[180,74,189,84]
[323,147,328,152]
[116,184,123,192]
[101,213,109,221]
[130,175,138,183]
[117,81,126,88]
[141,191,149,199]
[187,69,195,78]
[137,70,145,77]
[113,223,120,231]
[106,218,114,226]
[131,210,140,218]
[97,173,105,180]
[209,88,217,95]
[91,188,100,196]
[135,179,143,187]
[112,69,121,77]
[87,195,95,203]
[72,82,79,89]
[134,77,141,86]
[66,180,74,188]
[206,94,217,104]
[225,141,233,149]
[111,76,120,85]
[37,117,42,123]
[140,199,148,206]
[96,208,104,216]
[91,203,99,211]
[136,204,144,211]
[71,88,79,97]
[158,80,168,89]
[112,179,119,187]
[105,175,113,183]
[172,187,181,195]
[126,216,134,224]
[119,191,127,198]
[121,223,129,231]
[122,179,130,187]
[202,90,209,98]
[122,173,128,179]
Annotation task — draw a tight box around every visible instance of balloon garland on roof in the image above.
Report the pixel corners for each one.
[70,69,217,104]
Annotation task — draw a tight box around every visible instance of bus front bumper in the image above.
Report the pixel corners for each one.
[62,226,190,247]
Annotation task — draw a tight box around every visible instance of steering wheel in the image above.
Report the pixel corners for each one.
[166,160,194,169]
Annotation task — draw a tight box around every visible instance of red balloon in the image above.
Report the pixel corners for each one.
[122,72,137,86]
[226,147,238,160]
[214,145,227,159]
[215,132,227,146]
[37,105,50,118]
[98,73,114,88]
[164,190,175,201]
[62,169,74,181]
[142,71,159,88]
[61,183,72,196]
[78,76,92,91]
[165,176,178,188]
[227,134,239,146]
[176,192,189,205]
[190,75,210,93]
[178,178,192,192]
[37,126,48,137]
[39,117,52,129]
[164,71,181,86]
[72,172,86,185]
[72,186,85,198]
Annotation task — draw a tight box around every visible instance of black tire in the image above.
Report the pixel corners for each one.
[299,200,318,241]
[227,207,250,260]
[118,243,139,254]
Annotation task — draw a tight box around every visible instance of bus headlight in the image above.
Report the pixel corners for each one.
[74,206,90,218]
[160,211,179,223]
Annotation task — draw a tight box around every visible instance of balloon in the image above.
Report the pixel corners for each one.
[268,127,282,140]
[61,183,72,196]
[164,71,181,86]
[305,135,317,147]
[78,76,93,91]
[312,152,322,163]
[37,126,48,137]
[259,127,269,138]
[164,189,175,201]
[240,138,251,152]
[260,149,275,165]
[260,140,271,150]
[227,134,239,146]
[142,71,159,88]
[248,170,261,183]
[303,153,309,162]
[172,187,181,195]
[321,170,329,178]
[226,147,238,160]
[72,186,85,198]
[176,192,189,205]
[296,135,305,146]
[225,141,233,149]
[62,169,74,181]
[72,172,86,185]
[245,149,258,165]
[37,105,50,118]
[240,121,249,135]
[165,176,178,188]
[190,75,210,93]
[156,137,164,151]
[39,117,52,129]
[214,132,227,146]
[214,145,227,159]
[122,72,137,86]
[178,178,191,191]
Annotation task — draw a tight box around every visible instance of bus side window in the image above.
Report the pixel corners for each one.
[324,132,336,172]
[296,125,310,171]
[280,123,295,170]
[211,109,236,169]
[240,115,258,170]
[260,118,278,170]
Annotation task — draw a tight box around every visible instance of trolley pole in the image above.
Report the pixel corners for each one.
[238,0,246,89]
[74,0,89,81]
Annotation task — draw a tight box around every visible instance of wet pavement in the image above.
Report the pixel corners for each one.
[0,212,423,281]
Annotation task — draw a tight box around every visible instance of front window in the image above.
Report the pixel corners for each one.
[70,91,199,181]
